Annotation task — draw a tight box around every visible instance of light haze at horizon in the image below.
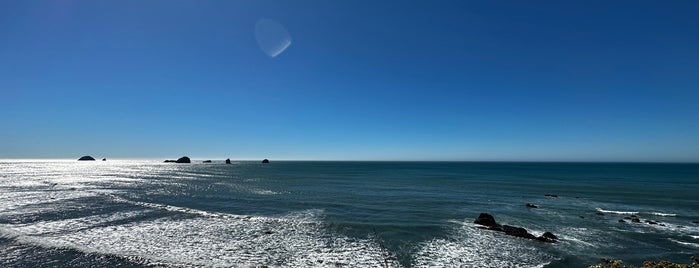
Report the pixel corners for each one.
[1,1,698,162]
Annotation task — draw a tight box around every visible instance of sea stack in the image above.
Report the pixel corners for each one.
[262,159,270,164]
[176,156,191,163]
[78,156,95,161]
[225,158,231,164]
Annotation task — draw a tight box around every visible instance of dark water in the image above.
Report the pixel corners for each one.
[1,160,698,267]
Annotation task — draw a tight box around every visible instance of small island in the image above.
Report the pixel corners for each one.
[78,155,95,161]
[164,156,191,163]
[262,159,270,164]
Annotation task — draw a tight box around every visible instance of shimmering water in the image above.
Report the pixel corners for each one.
[1,160,698,267]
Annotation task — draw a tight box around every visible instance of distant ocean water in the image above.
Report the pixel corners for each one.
[1,160,698,267]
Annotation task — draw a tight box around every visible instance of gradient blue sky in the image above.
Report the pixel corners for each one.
[1,1,698,161]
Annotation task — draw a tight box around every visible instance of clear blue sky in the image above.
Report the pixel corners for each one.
[1,1,698,161]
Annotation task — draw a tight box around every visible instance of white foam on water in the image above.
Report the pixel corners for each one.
[412,222,555,267]
[554,227,604,249]
[0,192,397,267]
[669,238,699,248]
[596,208,638,215]
[648,212,677,217]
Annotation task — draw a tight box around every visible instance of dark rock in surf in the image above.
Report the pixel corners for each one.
[262,159,270,164]
[102,158,106,161]
[542,232,558,240]
[164,160,177,163]
[646,220,658,225]
[619,219,626,223]
[693,221,699,224]
[526,203,539,208]
[503,225,536,239]
[473,213,558,243]
[631,218,641,223]
[225,158,231,164]
[545,194,558,198]
[203,160,212,163]
[536,231,559,242]
[596,212,605,216]
[474,213,498,228]
[78,155,95,161]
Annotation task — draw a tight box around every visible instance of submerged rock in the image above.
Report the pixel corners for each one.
[596,212,605,216]
[619,219,626,223]
[225,158,231,164]
[78,155,95,161]
[262,159,270,164]
[473,213,558,243]
[526,203,539,208]
[631,218,641,223]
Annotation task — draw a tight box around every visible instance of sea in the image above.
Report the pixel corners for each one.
[1,160,698,267]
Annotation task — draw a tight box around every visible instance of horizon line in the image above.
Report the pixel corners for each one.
[1,158,698,164]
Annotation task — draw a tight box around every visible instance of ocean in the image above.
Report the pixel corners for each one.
[1,160,698,267]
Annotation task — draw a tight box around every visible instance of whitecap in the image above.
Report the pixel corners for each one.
[412,220,555,267]
[1,209,397,267]
[669,238,699,248]
[648,212,677,217]
[596,208,638,215]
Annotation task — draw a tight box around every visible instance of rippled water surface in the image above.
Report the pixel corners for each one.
[1,160,698,267]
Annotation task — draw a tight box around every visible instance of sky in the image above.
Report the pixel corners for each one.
[1,0,698,162]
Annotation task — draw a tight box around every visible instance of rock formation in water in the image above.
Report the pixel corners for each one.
[102,158,106,161]
[164,156,191,163]
[262,159,270,164]
[78,156,95,161]
[526,203,539,208]
[225,158,231,164]
[473,213,558,243]
[203,160,212,163]
[545,194,558,198]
